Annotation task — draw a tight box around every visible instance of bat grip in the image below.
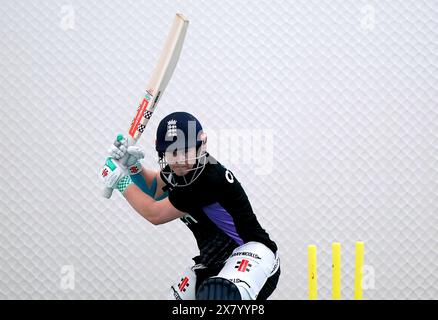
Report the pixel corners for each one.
[102,136,129,199]
[103,187,114,199]
[102,137,122,199]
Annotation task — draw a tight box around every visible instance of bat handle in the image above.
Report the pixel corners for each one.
[102,187,114,199]
[102,135,123,199]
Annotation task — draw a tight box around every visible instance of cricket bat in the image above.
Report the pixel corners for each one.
[103,14,189,198]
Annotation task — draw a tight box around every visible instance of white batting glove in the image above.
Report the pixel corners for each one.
[108,134,145,175]
[100,157,133,194]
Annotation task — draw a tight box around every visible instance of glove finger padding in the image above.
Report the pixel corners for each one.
[108,144,127,160]
[107,135,144,173]
[108,134,133,158]
[127,146,145,160]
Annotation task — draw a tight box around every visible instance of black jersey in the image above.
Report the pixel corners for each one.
[160,154,278,268]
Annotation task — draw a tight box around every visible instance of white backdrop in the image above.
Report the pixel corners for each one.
[0,0,437,299]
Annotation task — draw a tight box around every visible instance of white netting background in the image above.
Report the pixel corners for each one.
[0,0,437,299]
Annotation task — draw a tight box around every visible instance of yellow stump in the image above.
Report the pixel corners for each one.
[354,241,365,300]
[332,242,341,300]
[308,245,318,300]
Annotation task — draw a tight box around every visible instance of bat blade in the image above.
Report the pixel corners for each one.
[128,13,189,141]
[103,14,189,199]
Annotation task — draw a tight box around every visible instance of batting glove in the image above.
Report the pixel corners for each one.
[108,134,145,175]
[100,157,133,194]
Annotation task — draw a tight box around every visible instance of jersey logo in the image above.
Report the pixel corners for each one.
[225,170,234,183]
[181,213,198,226]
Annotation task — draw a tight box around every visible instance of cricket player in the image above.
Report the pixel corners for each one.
[100,112,280,300]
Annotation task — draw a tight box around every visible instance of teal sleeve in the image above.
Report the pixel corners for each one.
[131,173,168,200]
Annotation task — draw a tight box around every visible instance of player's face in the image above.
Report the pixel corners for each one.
[165,147,197,176]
